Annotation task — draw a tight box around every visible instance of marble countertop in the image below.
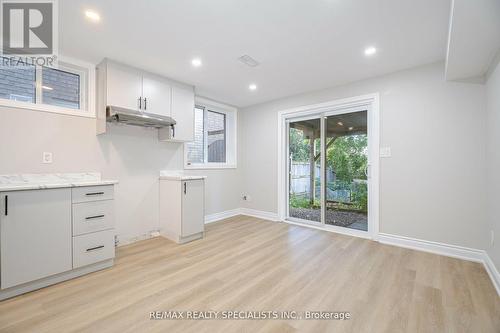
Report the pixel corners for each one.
[0,173,118,192]
[159,171,207,181]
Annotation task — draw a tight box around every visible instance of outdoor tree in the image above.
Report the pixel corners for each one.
[289,128,311,162]
[327,135,368,182]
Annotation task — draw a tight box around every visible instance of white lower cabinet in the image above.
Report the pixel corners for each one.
[0,189,72,289]
[0,184,116,299]
[159,178,205,244]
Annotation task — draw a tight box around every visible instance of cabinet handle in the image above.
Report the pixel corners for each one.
[86,245,105,252]
[4,195,7,216]
[184,182,187,195]
[85,214,105,220]
[138,97,142,110]
[171,124,175,138]
[86,192,104,196]
[144,98,147,110]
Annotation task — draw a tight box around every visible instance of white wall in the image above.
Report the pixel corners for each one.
[0,106,241,243]
[486,59,500,270]
[240,62,489,250]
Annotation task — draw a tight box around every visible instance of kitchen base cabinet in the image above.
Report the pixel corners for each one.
[159,177,205,244]
[0,184,116,301]
[0,189,72,290]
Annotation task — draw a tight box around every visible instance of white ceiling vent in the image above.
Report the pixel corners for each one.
[238,55,260,67]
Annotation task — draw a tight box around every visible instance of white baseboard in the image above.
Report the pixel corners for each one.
[117,232,160,247]
[379,233,500,297]
[239,208,280,221]
[205,209,241,224]
[483,252,500,296]
[378,233,485,262]
[203,208,280,224]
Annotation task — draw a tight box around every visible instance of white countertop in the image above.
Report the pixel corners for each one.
[0,173,118,192]
[159,171,207,181]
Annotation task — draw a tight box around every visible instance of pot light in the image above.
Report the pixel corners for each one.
[364,46,377,56]
[348,126,354,131]
[42,85,53,91]
[85,10,101,22]
[191,58,202,67]
[337,121,344,126]
[249,84,257,91]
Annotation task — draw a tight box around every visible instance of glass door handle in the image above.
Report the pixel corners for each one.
[365,165,371,178]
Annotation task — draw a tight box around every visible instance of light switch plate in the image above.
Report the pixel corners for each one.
[42,152,53,164]
[380,147,392,158]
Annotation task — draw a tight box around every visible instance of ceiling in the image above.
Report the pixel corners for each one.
[445,0,500,81]
[60,0,451,107]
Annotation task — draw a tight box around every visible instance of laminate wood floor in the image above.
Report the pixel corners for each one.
[0,215,499,333]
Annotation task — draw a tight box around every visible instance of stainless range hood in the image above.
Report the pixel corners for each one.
[106,106,176,129]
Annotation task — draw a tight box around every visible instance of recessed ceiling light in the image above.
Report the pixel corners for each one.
[42,85,53,91]
[337,121,344,126]
[85,10,100,22]
[191,58,202,67]
[249,84,257,91]
[348,126,354,131]
[364,46,377,56]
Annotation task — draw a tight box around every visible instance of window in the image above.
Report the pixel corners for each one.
[207,110,226,163]
[0,58,92,117]
[0,64,36,103]
[42,67,80,109]
[185,99,237,169]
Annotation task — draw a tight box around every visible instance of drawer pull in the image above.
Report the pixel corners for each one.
[86,192,104,196]
[86,245,105,252]
[85,214,105,220]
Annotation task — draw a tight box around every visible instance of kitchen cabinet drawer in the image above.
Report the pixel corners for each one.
[72,185,114,203]
[72,201,114,236]
[73,230,115,269]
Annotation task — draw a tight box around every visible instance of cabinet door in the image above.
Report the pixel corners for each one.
[142,75,172,117]
[0,189,72,289]
[106,62,143,111]
[181,180,204,237]
[170,86,195,142]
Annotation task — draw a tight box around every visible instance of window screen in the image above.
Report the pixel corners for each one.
[0,64,36,103]
[42,67,80,109]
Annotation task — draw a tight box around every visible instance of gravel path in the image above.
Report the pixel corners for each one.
[290,208,367,230]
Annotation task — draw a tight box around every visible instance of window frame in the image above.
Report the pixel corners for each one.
[184,97,237,170]
[0,56,95,118]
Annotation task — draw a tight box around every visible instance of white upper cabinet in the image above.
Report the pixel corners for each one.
[106,63,143,111]
[169,86,195,142]
[97,59,194,141]
[142,75,172,118]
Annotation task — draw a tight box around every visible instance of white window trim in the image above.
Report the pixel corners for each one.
[184,97,237,170]
[0,55,95,118]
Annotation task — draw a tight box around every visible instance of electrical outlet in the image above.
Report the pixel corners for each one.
[491,230,495,247]
[42,152,53,164]
[242,195,252,201]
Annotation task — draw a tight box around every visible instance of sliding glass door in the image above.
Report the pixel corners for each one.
[288,117,321,224]
[323,111,368,231]
[286,108,371,234]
